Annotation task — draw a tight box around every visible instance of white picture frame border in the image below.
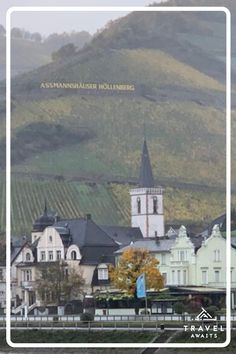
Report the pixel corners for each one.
[6,5,231,349]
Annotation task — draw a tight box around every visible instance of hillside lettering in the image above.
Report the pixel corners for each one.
[40,81,135,92]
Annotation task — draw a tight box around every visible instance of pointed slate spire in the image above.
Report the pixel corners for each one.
[138,139,154,188]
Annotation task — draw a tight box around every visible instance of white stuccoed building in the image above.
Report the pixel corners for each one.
[130,139,164,238]
[115,224,236,309]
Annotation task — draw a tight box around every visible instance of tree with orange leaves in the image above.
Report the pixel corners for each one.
[109,248,164,295]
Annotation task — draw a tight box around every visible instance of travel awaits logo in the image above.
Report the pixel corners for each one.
[195,307,215,321]
[183,308,224,339]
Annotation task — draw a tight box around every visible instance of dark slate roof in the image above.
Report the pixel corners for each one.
[54,217,117,247]
[11,245,25,264]
[30,238,40,262]
[197,214,226,237]
[115,237,176,254]
[139,139,154,188]
[33,203,57,232]
[189,234,205,252]
[54,216,119,265]
[80,246,115,265]
[100,225,143,246]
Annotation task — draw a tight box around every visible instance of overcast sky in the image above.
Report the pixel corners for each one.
[1,0,163,36]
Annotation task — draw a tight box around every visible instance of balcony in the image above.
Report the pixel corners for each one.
[21,281,34,289]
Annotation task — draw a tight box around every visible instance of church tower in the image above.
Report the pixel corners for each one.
[130,139,164,238]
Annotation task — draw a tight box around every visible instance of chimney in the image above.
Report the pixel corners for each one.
[86,213,92,220]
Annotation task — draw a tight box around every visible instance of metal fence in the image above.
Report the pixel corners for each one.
[0,314,234,322]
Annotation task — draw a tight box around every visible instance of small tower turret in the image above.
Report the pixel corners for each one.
[31,200,56,243]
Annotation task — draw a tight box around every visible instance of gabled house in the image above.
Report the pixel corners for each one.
[11,212,122,313]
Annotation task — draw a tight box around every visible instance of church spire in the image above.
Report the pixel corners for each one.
[139,139,154,188]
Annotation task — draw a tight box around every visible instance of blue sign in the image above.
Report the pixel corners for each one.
[136,273,146,298]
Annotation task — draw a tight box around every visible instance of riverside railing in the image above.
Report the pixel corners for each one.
[0,314,234,323]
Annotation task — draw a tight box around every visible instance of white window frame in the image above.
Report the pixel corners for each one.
[48,251,53,261]
[161,253,166,265]
[25,252,31,262]
[162,272,167,285]
[137,197,141,214]
[214,270,220,283]
[56,250,61,260]
[40,251,46,261]
[214,249,221,262]
[179,250,185,261]
[71,250,77,260]
[202,270,208,285]
[172,270,175,284]
[177,270,181,284]
[98,267,108,280]
[23,269,32,281]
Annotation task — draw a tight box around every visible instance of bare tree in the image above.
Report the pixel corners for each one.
[35,261,84,306]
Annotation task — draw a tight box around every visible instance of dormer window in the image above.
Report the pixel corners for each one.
[98,265,108,280]
[49,236,52,242]
[137,197,141,214]
[153,197,157,214]
[71,251,77,260]
[25,252,31,262]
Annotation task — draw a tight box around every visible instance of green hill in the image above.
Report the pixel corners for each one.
[0,2,234,235]
[7,94,227,188]
[0,174,232,236]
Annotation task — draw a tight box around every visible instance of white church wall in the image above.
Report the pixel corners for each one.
[130,187,164,237]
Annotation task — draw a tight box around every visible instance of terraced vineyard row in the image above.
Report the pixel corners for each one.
[0,173,232,237]
[0,175,129,236]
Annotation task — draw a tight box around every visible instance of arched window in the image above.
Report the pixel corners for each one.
[137,197,141,214]
[71,251,77,260]
[25,252,31,262]
[153,197,158,214]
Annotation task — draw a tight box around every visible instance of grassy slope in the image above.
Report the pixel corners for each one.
[8,46,225,99]
[10,93,227,187]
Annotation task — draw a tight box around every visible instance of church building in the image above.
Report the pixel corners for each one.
[130,139,164,238]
